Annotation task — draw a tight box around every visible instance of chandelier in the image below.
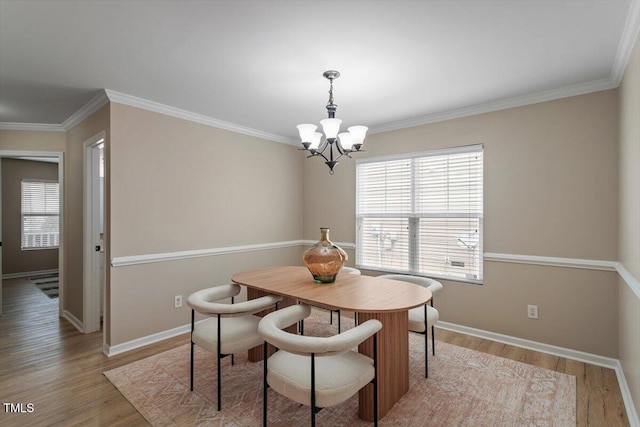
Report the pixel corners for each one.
[297,70,367,174]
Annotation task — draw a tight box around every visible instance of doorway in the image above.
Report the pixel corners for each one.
[0,150,65,318]
[83,132,105,333]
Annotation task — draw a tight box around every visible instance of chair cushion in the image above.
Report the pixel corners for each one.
[408,305,439,333]
[267,349,375,408]
[192,316,263,355]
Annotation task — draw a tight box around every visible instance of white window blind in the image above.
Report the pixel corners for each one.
[356,145,483,283]
[21,180,60,250]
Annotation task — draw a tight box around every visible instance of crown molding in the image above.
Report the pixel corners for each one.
[369,77,618,135]
[104,89,298,146]
[61,91,110,131]
[0,72,621,138]
[612,0,640,84]
[0,91,108,132]
[0,122,65,132]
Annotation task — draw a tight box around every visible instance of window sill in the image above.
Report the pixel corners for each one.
[356,266,483,285]
[21,246,59,251]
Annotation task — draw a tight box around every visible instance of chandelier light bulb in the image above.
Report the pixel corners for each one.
[347,126,368,146]
[297,124,318,142]
[338,132,354,150]
[320,118,342,139]
[310,132,322,150]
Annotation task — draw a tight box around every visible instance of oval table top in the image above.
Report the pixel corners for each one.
[231,265,431,313]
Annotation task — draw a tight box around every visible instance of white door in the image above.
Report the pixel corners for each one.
[83,134,105,333]
[0,158,3,316]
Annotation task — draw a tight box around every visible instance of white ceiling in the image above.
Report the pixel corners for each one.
[1,1,639,143]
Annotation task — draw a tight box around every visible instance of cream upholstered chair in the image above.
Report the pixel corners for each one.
[259,303,382,426]
[340,266,361,275]
[187,284,282,411]
[379,274,442,378]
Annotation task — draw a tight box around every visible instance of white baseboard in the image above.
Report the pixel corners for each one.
[3,269,59,280]
[63,310,84,333]
[436,321,638,426]
[436,321,618,368]
[614,359,640,427]
[105,319,204,357]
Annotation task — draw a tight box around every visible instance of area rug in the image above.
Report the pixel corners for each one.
[104,311,576,426]
[30,274,59,298]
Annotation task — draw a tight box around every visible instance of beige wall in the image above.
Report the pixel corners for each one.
[110,247,303,344]
[0,130,66,152]
[108,103,303,345]
[1,158,59,274]
[304,90,620,357]
[65,105,110,323]
[618,34,640,417]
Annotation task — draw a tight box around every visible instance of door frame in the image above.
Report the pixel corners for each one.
[0,150,65,318]
[83,131,105,333]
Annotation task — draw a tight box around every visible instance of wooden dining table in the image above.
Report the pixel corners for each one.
[231,265,432,421]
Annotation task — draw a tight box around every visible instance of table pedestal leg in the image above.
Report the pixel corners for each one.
[247,288,297,362]
[358,310,409,421]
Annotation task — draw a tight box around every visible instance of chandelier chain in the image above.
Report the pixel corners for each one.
[326,76,336,118]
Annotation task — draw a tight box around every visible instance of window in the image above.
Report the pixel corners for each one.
[356,144,483,283]
[21,180,60,250]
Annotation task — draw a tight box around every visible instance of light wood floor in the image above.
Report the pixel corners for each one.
[0,277,629,426]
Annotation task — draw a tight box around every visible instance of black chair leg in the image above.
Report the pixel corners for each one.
[263,342,268,427]
[217,314,222,411]
[330,310,333,325]
[425,332,429,378]
[374,333,378,427]
[424,305,428,378]
[432,325,436,356]
[190,309,195,391]
[311,353,316,427]
[337,310,341,334]
[190,341,194,391]
[430,298,436,355]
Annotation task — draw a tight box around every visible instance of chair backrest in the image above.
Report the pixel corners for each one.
[379,274,443,294]
[259,304,382,357]
[340,266,361,275]
[187,283,282,317]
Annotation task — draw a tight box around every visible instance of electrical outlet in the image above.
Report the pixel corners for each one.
[174,295,183,309]
[527,304,538,319]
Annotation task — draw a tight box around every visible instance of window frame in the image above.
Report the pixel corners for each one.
[21,179,60,251]
[355,144,483,284]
